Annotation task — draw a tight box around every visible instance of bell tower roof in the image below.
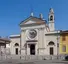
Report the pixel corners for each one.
[49,8,54,14]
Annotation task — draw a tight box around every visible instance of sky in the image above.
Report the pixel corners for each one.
[0,0,68,37]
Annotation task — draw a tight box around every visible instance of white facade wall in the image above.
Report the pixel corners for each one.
[45,34,58,55]
[10,25,59,56]
[10,37,20,55]
[38,28,45,55]
[20,24,46,55]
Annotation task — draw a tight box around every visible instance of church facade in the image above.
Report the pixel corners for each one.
[10,8,60,56]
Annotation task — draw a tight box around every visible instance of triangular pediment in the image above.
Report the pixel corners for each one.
[24,20,36,24]
[20,16,46,27]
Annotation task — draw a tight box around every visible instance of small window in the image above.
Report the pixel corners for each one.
[62,35,66,41]
[48,41,55,45]
[62,45,66,52]
[57,43,59,47]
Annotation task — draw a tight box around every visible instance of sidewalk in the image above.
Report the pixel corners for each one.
[0,59,67,64]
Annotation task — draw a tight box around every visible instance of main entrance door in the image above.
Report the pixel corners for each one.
[50,47,53,55]
[15,48,18,55]
[30,44,35,55]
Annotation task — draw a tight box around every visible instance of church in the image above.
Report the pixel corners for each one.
[10,8,60,56]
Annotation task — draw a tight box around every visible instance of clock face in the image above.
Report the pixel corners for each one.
[28,29,37,39]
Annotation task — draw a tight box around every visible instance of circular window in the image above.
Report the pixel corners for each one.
[28,29,37,39]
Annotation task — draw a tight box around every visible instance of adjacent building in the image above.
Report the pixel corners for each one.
[59,30,68,55]
[0,38,10,55]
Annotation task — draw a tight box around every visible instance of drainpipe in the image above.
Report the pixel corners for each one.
[5,41,6,59]
[57,31,59,59]
[20,34,21,59]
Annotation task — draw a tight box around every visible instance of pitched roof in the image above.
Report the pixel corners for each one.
[10,34,20,38]
[0,38,10,44]
[19,16,46,27]
[60,30,68,34]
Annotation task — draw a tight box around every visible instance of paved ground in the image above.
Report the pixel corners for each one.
[0,59,68,64]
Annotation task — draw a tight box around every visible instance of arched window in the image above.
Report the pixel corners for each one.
[48,41,55,45]
[15,43,19,46]
[50,15,53,21]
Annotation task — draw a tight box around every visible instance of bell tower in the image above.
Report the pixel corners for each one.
[48,8,55,31]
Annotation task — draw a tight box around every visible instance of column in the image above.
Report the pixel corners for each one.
[27,44,30,55]
[35,44,37,55]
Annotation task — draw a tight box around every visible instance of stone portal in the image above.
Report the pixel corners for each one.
[30,44,35,55]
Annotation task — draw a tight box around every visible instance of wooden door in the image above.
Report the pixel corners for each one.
[50,47,53,55]
[30,44,35,55]
[15,48,18,55]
